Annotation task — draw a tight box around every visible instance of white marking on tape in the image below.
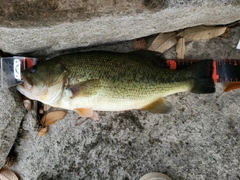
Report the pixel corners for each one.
[14,59,21,80]
[237,39,240,50]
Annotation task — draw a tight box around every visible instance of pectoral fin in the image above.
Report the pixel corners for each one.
[67,79,100,99]
[141,98,172,114]
[75,108,99,120]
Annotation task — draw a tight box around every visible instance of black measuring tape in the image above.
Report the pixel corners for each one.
[165,59,240,83]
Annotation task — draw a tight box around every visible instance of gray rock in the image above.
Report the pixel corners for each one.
[0,0,240,179]
[0,0,239,55]
[10,26,240,179]
[0,87,24,168]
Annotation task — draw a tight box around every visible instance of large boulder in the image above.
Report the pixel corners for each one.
[9,25,240,180]
[0,0,239,54]
[0,87,24,168]
[0,0,240,179]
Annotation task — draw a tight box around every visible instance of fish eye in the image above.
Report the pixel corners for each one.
[29,66,37,74]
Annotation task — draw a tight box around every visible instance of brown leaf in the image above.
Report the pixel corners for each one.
[177,26,227,40]
[0,167,18,180]
[40,111,67,126]
[133,38,146,50]
[23,100,32,111]
[43,104,51,112]
[148,32,177,53]
[38,126,48,137]
[176,38,186,59]
[39,108,44,114]
[219,27,231,38]
[224,82,240,92]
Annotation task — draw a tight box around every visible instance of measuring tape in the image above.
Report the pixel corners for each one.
[0,57,40,88]
[2,54,240,89]
[12,58,240,85]
[165,59,240,84]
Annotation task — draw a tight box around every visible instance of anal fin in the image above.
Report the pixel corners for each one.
[141,98,172,114]
[75,108,99,120]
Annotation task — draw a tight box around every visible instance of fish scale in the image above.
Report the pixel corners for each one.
[56,52,193,95]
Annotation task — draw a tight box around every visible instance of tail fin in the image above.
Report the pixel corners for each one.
[190,60,215,94]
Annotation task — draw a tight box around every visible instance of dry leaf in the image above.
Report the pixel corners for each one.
[39,108,44,114]
[177,26,227,40]
[148,32,177,53]
[176,38,186,59]
[224,82,240,92]
[40,111,67,126]
[38,126,48,137]
[133,38,146,50]
[220,28,231,38]
[0,167,18,180]
[43,104,51,112]
[23,100,32,111]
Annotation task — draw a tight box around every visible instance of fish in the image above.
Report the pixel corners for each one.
[17,50,215,119]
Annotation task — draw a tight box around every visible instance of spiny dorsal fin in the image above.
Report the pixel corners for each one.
[130,50,166,68]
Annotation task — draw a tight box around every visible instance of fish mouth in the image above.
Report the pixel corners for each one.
[16,81,31,95]
[16,75,36,99]
[20,76,33,91]
[17,74,50,101]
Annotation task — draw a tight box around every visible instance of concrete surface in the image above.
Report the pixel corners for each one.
[0,0,240,179]
[0,1,239,55]
[7,25,240,180]
[0,87,24,168]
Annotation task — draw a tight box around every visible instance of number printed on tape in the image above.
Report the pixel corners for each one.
[14,59,21,80]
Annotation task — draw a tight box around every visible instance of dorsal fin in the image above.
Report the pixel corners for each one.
[130,50,166,68]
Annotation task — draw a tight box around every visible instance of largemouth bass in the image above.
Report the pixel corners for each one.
[17,51,215,119]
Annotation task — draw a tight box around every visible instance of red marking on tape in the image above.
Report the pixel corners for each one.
[166,60,177,70]
[234,60,237,66]
[24,58,34,68]
[212,61,218,83]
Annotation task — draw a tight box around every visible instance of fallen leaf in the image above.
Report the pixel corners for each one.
[38,126,48,137]
[176,38,186,59]
[43,104,51,112]
[40,111,67,126]
[133,38,146,50]
[39,108,44,114]
[219,28,231,38]
[0,167,18,180]
[224,82,240,92]
[177,26,227,40]
[23,100,32,111]
[148,32,177,53]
